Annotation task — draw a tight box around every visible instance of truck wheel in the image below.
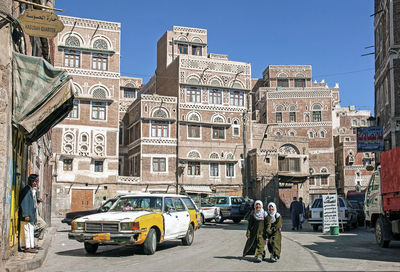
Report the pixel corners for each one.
[182,224,194,246]
[143,228,157,255]
[233,218,241,224]
[375,218,390,248]
[84,242,98,254]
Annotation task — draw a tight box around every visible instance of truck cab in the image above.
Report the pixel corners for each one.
[364,170,382,227]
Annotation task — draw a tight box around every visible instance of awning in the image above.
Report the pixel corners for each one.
[181,185,212,194]
[12,52,74,143]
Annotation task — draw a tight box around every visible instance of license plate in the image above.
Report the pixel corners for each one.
[93,233,110,241]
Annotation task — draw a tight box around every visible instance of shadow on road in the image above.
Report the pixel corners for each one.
[214,255,257,263]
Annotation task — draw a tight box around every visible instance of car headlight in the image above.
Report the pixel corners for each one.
[120,222,133,231]
[72,222,85,232]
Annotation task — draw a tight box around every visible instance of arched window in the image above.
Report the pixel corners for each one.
[277,73,289,87]
[187,76,200,84]
[209,152,219,159]
[320,167,328,173]
[279,144,300,154]
[308,129,315,138]
[92,88,106,98]
[65,36,80,47]
[312,104,322,122]
[188,112,201,122]
[352,119,358,126]
[289,105,296,122]
[188,151,200,158]
[289,130,296,137]
[93,39,108,50]
[320,130,326,138]
[152,108,168,118]
[226,153,234,160]
[276,105,283,123]
[213,115,225,123]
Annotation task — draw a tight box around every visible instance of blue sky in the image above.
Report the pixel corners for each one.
[56,0,375,112]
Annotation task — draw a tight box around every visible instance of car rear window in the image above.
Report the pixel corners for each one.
[206,197,228,205]
[182,197,196,210]
[311,198,322,208]
[231,197,244,204]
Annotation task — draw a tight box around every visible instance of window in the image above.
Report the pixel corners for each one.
[182,198,196,210]
[91,102,106,120]
[64,50,80,68]
[233,127,240,136]
[65,36,80,47]
[69,100,79,118]
[212,127,225,139]
[226,163,234,177]
[192,45,202,56]
[352,119,358,126]
[209,89,222,104]
[164,198,174,212]
[276,112,282,123]
[230,91,244,106]
[123,88,137,98]
[92,53,108,70]
[178,43,188,54]
[278,158,300,172]
[321,176,328,185]
[320,130,326,138]
[277,79,289,87]
[308,131,314,138]
[188,125,200,138]
[187,161,200,176]
[309,176,316,186]
[210,163,219,177]
[151,121,169,137]
[174,198,186,211]
[63,159,73,171]
[187,87,201,103]
[294,79,306,87]
[289,112,296,122]
[312,104,322,122]
[94,161,103,172]
[93,39,108,50]
[152,158,166,172]
[360,119,366,126]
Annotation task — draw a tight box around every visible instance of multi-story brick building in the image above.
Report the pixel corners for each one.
[252,65,340,207]
[374,0,400,149]
[51,16,141,215]
[125,26,252,198]
[333,106,374,195]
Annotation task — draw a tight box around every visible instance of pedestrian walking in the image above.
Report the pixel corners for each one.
[265,202,282,262]
[298,197,306,230]
[19,174,39,253]
[290,197,302,230]
[242,200,267,263]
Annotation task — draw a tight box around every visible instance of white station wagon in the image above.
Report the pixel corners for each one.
[69,193,200,255]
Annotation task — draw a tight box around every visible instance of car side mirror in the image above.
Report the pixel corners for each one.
[100,206,110,212]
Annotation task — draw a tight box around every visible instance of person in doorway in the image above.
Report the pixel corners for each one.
[32,183,47,242]
[242,200,267,263]
[290,197,302,230]
[19,174,39,253]
[298,197,306,230]
[265,202,282,262]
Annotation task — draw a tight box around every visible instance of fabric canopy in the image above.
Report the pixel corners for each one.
[12,52,75,143]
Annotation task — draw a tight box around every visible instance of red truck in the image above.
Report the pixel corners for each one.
[364,146,400,247]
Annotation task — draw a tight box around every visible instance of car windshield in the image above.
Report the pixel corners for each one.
[206,197,227,205]
[110,196,162,212]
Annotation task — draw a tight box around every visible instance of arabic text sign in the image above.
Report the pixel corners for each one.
[357,126,384,152]
[322,194,339,233]
[18,9,64,38]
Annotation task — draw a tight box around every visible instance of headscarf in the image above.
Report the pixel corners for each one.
[267,202,281,223]
[253,200,267,220]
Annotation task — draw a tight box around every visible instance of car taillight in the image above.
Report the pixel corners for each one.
[227,208,231,211]
[132,222,140,231]
[345,209,349,218]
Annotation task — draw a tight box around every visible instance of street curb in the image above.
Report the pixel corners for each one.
[5,227,56,272]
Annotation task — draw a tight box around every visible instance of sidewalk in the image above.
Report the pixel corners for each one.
[4,226,56,272]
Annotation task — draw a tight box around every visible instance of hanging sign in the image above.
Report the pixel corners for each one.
[18,9,64,38]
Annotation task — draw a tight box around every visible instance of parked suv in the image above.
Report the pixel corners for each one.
[205,196,247,223]
[308,196,358,231]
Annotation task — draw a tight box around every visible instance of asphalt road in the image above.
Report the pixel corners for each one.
[35,218,400,272]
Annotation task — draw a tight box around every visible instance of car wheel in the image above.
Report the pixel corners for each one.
[375,217,390,248]
[201,214,205,225]
[84,242,98,254]
[233,218,241,224]
[182,224,194,246]
[143,228,157,255]
[312,224,319,231]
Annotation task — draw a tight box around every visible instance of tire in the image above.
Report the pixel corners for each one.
[233,218,241,224]
[375,217,390,248]
[215,212,224,223]
[201,214,205,225]
[182,224,194,246]
[312,224,319,231]
[84,242,98,254]
[143,228,157,255]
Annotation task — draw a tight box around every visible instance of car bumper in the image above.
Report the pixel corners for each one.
[308,219,350,225]
[68,232,139,245]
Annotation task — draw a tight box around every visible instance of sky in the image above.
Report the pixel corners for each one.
[55,0,375,112]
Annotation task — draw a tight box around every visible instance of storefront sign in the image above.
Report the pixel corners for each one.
[322,194,339,233]
[278,182,293,188]
[356,126,384,152]
[18,9,64,38]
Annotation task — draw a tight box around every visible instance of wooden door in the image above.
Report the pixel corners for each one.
[278,184,298,216]
[71,189,93,212]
